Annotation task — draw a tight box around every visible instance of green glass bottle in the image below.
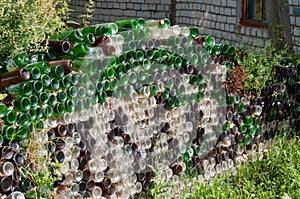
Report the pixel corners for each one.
[17,112,30,126]
[150,85,158,97]
[53,103,65,115]
[227,96,235,106]
[47,78,60,91]
[7,82,33,96]
[65,99,75,112]
[242,134,251,146]
[31,80,43,93]
[73,43,89,57]
[14,97,32,112]
[82,26,96,35]
[237,103,245,113]
[28,108,37,121]
[244,116,253,127]
[2,126,16,141]
[12,53,29,68]
[114,64,123,77]
[35,106,44,119]
[67,86,78,98]
[60,76,71,89]
[27,67,41,80]
[253,117,261,127]
[115,18,145,31]
[95,25,113,36]
[50,65,64,79]
[98,91,107,103]
[15,126,28,140]
[54,28,84,44]
[223,121,231,131]
[26,62,51,75]
[57,90,68,102]
[30,95,38,107]
[189,27,200,38]
[40,74,51,87]
[239,124,247,134]
[211,44,221,56]
[104,67,115,79]
[48,93,57,107]
[0,103,7,118]
[205,35,215,46]
[43,106,53,118]
[83,32,95,45]
[70,73,79,86]
[4,110,17,125]
[247,125,256,136]
[38,92,49,105]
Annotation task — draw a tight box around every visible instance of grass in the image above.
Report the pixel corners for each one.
[192,133,300,199]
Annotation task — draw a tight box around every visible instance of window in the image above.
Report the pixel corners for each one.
[241,0,267,27]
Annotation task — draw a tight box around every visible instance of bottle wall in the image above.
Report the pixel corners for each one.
[0,18,299,198]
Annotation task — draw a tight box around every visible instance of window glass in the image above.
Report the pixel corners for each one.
[245,0,267,22]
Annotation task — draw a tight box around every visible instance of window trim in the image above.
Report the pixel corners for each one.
[240,0,268,28]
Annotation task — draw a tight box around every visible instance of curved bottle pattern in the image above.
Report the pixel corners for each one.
[0,18,298,198]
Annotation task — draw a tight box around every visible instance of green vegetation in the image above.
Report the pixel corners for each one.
[235,45,300,95]
[22,128,62,198]
[192,133,300,199]
[0,0,70,67]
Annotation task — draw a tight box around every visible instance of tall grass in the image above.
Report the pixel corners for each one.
[192,133,300,199]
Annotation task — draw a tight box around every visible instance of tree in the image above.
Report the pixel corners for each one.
[266,0,293,51]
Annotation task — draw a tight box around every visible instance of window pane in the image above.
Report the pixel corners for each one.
[246,0,267,22]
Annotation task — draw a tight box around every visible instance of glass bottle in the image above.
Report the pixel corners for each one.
[0,103,7,118]
[53,28,84,44]
[49,60,74,74]
[95,25,113,36]
[73,42,89,57]
[32,80,44,93]
[12,53,29,68]
[0,176,13,193]
[6,191,25,199]
[14,96,32,112]
[0,68,30,89]
[53,103,65,116]
[83,32,96,45]
[48,39,72,54]
[4,110,17,125]
[115,18,146,31]
[7,82,33,96]
[26,62,51,75]
[50,65,65,79]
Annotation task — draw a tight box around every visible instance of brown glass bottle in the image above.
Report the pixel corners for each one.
[0,68,30,89]
[48,39,72,54]
[49,60,74,74]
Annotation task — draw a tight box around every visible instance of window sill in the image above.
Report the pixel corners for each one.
[239,20,268,28]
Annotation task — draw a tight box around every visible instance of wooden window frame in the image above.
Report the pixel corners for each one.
[240,0,268,28]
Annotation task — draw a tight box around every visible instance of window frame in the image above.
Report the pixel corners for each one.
[240,0,268,28]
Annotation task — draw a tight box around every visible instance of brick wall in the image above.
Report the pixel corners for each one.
[289,0,300,51]
[69,0,172,25]
[69,0,300,51]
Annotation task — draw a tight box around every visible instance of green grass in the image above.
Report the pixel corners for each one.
[192,134,300,199]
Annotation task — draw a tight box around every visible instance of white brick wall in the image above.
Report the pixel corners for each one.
[69,0,300,50]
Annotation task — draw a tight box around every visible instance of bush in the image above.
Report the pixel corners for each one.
[0,0,70,67]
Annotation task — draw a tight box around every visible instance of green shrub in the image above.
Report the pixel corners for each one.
[0,0,70,67]
[235,45,299,95]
